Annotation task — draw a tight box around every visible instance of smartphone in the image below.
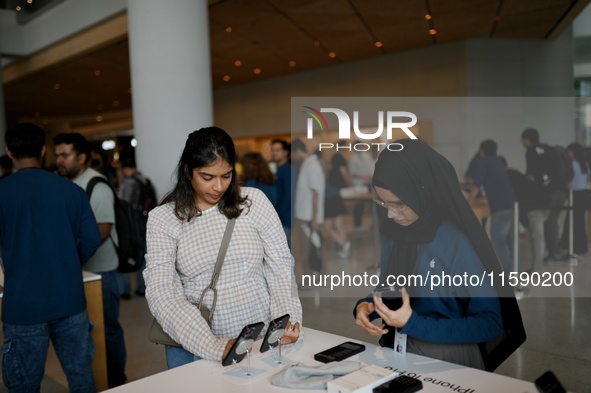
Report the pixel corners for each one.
[314,341,365,363]
[373,375,423,393]
[260,313,290,353]
[534,371,566,393]
[221,321,265,366]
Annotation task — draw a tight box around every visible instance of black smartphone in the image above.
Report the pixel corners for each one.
[373,375,423,393]
[314,341,365,363]
[260,313,290,353]
[534,371,566,393]
[221,321,265,367]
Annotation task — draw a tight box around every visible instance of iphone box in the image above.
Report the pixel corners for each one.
[327,365,398,393]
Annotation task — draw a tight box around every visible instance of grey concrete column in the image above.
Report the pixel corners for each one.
[127,0,213,198]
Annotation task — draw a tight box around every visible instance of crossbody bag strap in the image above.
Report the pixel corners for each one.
[198,218,236,313]
[209,217,235,288]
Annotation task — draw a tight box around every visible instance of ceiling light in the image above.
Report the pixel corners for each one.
[429,29,437,35]
[225,27,232,33]
[223,75,231,82]
[94,69,102,76]
[16,6,21,11]
[288,61,296,67]
[313,41,320,47]
[113,100,120,107]
[494,15,501,21]
[253,68,261,75]
[96,115,104,123]
[375,41,383,48]
[102,139,115,150]
[425,14,432,20]
[131,138,138,147]
[27,0,33,3]
[53,83,61,90]
[234,60,242,67]
[328,52,336,58]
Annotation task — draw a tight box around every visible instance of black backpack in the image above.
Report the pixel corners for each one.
[551,145,574,189]
[86,176,145,273]
[130,174,158,244]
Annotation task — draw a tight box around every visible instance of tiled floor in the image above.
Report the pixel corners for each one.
[2,219,590,393]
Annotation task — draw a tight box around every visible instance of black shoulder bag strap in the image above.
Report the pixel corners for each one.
[197,218,236,324]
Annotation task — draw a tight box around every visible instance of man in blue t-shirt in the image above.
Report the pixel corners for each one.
[466,140,517,273]
[0,123,101,392]
[271,139,293,251]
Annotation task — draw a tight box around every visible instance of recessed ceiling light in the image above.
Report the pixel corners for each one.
[288,61,296,67]
[253,68,261,75]
[27,0,33,4]
[113,100,120,107]
[313,41,321,47]
[328,52,336,58]
[15,6,21,11]
[96,115,104,123]
[425,14,432,20]
[225,27,232,33]
[53,83,61,90]
[94,69,102,76]
[429,29,437,35]
[375,41,383,48]
[234,60,242,67]
[223,75,231,82]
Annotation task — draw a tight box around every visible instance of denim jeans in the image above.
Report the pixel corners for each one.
[100,269,127,388]
[1,310,96,393]
[165,346,202,369]
[117,260,146,295]
[490,208,514,273]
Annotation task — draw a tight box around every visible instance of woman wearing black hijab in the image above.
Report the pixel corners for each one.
[354,140,525,371]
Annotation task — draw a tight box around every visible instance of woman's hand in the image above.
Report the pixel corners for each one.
[372,287,412,329]
[355,301,388,336]
[280,321,300,345]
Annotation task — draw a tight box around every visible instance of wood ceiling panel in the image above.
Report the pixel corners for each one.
[494,0,573,38]
[430,0,498,42]
[3,0,589,126]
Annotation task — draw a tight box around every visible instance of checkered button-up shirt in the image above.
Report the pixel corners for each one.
[144,187,302,361]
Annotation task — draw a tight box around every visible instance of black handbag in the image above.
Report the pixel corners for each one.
[148,218,235,347]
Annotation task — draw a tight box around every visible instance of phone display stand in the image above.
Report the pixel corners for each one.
[267,330,284,364]
[232,338,255,376]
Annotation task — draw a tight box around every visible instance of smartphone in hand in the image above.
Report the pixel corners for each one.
[221,322,264,366]
[260,313,290,353]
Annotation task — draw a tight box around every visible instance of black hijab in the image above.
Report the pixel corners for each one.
[372,139,526,372]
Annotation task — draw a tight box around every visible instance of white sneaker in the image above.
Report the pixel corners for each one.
[337,241,351,259]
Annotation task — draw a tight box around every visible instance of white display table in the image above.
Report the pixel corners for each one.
[106,328,536,392]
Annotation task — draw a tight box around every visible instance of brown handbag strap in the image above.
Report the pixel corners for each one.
[197,218,235,313]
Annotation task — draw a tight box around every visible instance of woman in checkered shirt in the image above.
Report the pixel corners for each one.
[144,127,302,369]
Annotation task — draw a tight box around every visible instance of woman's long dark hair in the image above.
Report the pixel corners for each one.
[161,127,248,221]
[240,152,276,186]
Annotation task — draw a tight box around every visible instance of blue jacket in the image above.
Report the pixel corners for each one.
[356,220,503,344]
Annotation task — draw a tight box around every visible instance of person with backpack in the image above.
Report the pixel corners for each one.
[559,143,590,257]
[54,133,127,388]
[521,128,571,262]
[118,155,157,298]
